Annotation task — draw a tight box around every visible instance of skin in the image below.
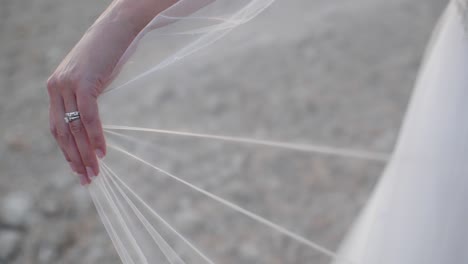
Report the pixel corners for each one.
[47,0,178,185]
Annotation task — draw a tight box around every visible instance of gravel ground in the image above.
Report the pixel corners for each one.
[0,0,447,263]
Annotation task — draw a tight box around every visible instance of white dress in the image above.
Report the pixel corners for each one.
[335,1,468,263]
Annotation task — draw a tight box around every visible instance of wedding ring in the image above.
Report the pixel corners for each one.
[64,111,80,123]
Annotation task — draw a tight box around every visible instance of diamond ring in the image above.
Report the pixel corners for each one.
[64,111,80,123]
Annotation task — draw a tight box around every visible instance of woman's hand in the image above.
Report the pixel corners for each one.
[48,0,200,185]
[47,0,167,185]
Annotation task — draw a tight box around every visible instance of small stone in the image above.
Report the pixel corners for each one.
[0,230,22,260]
[0,192,33,228]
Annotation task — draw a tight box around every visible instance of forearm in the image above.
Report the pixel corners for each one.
[95,0,179,36]
[86,0,180,54]
[62,0,178,86]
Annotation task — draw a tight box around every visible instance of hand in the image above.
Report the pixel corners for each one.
[47,3,141,185]
[47,0,191,185]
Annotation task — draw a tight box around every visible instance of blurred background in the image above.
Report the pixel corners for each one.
[0,0,448,263]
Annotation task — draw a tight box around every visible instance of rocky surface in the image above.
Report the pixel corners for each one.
[0,0,447,263]
[0,229,22,261]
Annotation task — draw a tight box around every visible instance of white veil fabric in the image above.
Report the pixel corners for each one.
[102,0,275,95]
[84,0,467,263]
[335,1,468,263]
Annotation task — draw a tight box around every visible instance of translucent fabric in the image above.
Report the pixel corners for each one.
[103,0,275,95]
[335,2,468,263]
[85,0,466,263]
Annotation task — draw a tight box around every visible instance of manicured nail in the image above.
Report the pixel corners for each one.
[96,149,105,159]
[78,174,87,186]
[86,167,96,178]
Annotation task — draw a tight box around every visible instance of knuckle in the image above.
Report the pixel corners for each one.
[46,76,55,88]
[57,82,73,94]
[66,77,85,93]
[60,70,80,84]
[52,72,83,94]
[46,76,57,94]
[69,121,83,134]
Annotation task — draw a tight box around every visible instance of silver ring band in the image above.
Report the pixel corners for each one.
[64,111,80,123]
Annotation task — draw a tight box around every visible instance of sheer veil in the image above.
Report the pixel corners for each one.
[84,0,466,263]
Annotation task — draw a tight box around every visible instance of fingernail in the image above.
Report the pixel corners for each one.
[78,174,87,186]
[86,167,96,178]
[96,149,105,159]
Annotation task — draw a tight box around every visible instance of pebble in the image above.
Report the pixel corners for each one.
[0,229,22,260]
[0,192,33,228]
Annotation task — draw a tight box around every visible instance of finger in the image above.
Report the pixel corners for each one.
[49,105,71,162]
[49,93,89,185]
[62,90,100,179]
[76,90,106,159]
[57,127,90,185]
